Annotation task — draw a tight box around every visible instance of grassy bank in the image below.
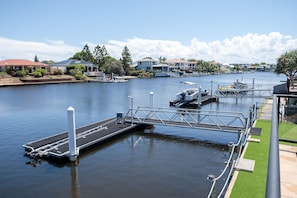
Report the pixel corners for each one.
[229,120,297,197]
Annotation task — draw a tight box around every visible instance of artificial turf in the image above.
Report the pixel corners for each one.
[229,120,297,197]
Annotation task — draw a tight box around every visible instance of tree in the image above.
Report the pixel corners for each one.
[72,52,84,60]
[42,60,55,64]
[275,49,297,79]
[72,44,95,63]
[34,55,39,62]
[81,44,94,63]
[109,59,124,75]
[196,60,204,72]
[158,56,167,63]
[121,46,132,73]
[93,45,109,71]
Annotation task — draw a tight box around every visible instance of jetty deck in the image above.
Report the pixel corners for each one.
[23,117,144,160]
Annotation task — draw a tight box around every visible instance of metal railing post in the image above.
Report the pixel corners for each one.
[265,94,281,198]
[128,96,134,125]
[249,108,253,127]
[207,174,216,198]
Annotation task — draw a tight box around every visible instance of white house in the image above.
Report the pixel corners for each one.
[136,57,172,77]
[135,57,158,71]
[50,59,96,73]
[165,58,189,70]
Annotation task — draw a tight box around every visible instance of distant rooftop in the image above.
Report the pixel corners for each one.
[0,59,48,67]
[50,59,94,66]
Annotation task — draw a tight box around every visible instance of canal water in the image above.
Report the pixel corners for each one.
[0,72,285,198]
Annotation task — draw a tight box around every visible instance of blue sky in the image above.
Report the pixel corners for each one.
[0,0,297,63]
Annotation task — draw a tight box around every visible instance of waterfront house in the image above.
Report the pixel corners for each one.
[50,59,96,74]
[135,57,158,71]
[165,58,189,71]
[135,57,171,77]
[0,59,48,73]
[187,60,197,70]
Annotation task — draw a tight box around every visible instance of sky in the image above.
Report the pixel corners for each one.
[0,0,296,64]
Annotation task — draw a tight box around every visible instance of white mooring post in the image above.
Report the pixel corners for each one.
[149,91,154,119]
[149,91,154,107]
[67,106,78,161]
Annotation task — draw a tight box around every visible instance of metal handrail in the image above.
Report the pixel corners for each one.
[265,94,281,198]
[125,106,247,132]
[206,129,247,198]
[206,115,252,198]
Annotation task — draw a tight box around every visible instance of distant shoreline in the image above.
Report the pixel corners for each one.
[0,75,137,87]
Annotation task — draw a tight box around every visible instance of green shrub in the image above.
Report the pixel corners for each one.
[66,64,86,74]
[15,70,27,77]
[32,71,43,78]
[36,69,46,76]
[0,72,8,78]
[53,69,63,75]
[74,73,86,80]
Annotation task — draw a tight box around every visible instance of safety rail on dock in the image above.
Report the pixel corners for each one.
[206,119,252,197]
[124,106,248,132]
[205,103,258,197]
[214,84,274,98]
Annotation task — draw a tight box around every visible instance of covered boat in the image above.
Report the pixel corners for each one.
[218,80,249,95]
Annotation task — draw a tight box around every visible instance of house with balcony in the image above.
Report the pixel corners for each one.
[165,58,189,71]
[135,57,171,77]
[135,57,158,71]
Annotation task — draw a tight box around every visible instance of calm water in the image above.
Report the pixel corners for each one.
[0,72,285,198]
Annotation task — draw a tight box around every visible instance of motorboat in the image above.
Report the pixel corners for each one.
[176,81,208,102]
[170,81,208,107]
[175,81,197,102]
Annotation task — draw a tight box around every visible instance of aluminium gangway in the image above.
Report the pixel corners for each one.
[23,105,256,162]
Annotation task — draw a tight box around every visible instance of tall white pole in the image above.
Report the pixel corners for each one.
[149,91,154,119]
[67,106,78,161]
[149,91,154,107]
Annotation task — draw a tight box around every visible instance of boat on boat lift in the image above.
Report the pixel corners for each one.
[176,81,208,102]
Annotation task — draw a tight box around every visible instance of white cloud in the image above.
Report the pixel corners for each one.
[0,37,80,61]
[1,32,297,64]
[104,32,297,64]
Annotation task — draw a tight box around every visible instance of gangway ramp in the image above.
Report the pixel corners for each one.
[125,106,248,132]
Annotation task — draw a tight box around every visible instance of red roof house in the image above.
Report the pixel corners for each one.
[0,59,48,72]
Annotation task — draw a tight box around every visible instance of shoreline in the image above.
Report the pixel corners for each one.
[0,75,137,87]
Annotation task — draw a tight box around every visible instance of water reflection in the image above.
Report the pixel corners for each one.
[71,162,80,198]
